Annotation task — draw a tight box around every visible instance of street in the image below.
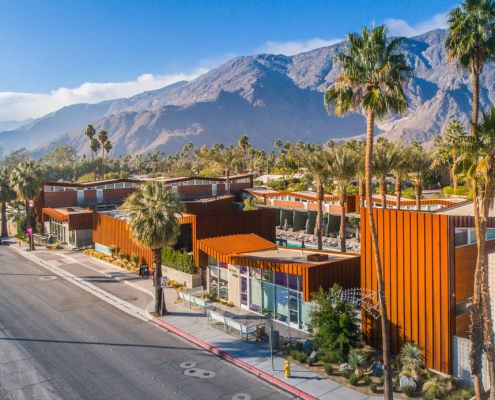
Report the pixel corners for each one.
[0,246,291,400]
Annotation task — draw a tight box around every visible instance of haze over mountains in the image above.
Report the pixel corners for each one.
[1,28,492,158]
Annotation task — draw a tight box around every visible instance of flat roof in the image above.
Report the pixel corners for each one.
[434,201,495,217]
[242,247,355,264]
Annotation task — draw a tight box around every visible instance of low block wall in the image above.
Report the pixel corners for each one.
[163,266,201,288]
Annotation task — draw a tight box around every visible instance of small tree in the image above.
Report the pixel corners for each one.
[310,284,360,362]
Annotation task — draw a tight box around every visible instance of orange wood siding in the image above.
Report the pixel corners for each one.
[361,207,451,373]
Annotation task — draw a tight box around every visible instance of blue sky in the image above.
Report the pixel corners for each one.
[0,0,456,121]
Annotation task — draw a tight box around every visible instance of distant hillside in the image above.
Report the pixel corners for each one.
[7,28,493,157]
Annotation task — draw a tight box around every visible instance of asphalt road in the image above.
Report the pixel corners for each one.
[0,246,291,400]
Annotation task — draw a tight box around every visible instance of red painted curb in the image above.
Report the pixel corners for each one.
[152,317,319,400]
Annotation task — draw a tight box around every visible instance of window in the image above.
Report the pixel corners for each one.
[250,278,262,312]
[454,228,469,247]
[456,300,469,317]
[275,286,288,323]
[262,269,273,282]
[249,267,261,279]
[208,255,217,266]
[275,271,287,287]
[488,229,495,241]
[262,282,275,317]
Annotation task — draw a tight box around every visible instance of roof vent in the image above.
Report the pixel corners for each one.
[307,254,328,262]
[65,207,75,212]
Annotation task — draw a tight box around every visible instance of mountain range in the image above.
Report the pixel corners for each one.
[1,28,493,158]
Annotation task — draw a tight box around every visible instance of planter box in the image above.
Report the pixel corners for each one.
[306,253,328,262]
[163,266,201,288]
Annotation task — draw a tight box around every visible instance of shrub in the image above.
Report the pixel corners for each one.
[363,375,372,385]
[290,350,308,363]
[402,384,415,397]
[379,374,385,384]
[341,370,351,379]
[323,364,333,375]
[117,250,125,260]
[400,342,423,381]
[348,350,366,377]
[349,373,359,386]
[310,285,360,363]
[422,378,446,399]
[130,253,139,264]
[460,387,475,399]
[108,245,117,255]
[369,383,377,393]
[393,375,401,392]
[162,247,197,274]
[307,357,314,367]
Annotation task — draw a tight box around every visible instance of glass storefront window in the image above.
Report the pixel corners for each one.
[209,267,219,296]
[208,256,217,266]
[275,271,287,287]
[240,265,248,275]
[455,228,468,247]
[219,269,229,300]
[288,274,298,290]
[262,270,273,282]
[299,293,312,331]
[275,286,288,323]
[250,267,261,279]
[262,282,275,317]
[250,278,262,312]
[219,262,228,269]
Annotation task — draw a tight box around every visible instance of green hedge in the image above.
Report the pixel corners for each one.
[162,248,197,275]
[443,186,473,198]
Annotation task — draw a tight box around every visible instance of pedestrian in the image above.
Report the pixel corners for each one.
[150,268,155,287]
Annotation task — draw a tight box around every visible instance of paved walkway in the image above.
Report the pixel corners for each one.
[4,241,389,400]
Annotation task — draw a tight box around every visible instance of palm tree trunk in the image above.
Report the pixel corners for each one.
[102,152,105,179]
[395,179,402,210]
[359,179,365,210]
[365,108,393,399]
[25,199,34,251]
[316,185,324,251]
[415,183,422,211]
[380,182,387,209]
[226,169,230,195]
[153,248,166,315]
[91,152,96,181]
[473,71,480,136]
[340,189,347,253]
[1,201,7,237]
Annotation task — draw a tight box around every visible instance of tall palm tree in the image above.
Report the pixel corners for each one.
[274,139,282,156]
[454,106,495,398]
[85,125,97,180]
[203,145,243,194]
[391,146,410,210]
[433,134,455,188]
[238,135,249,173]
[89,139,101,181]
[98,130,108,179]
[345,140,367,209]
[10,160,44,251]
[409,144,434,211]
[445,120,467,192]
[372,139,404,209]
[326,146,358,252]
[124,182,184,315]
[445,0,495,136]
[291,148,331,250]
[0,167,16,237]
[324,25,413,399]
[103,140,113,177]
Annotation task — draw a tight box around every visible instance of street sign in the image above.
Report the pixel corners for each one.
[161,277,168,288]
[27,228,32,235]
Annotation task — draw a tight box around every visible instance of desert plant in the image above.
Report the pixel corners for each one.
[460,386,475,399]
[290,350,308,363]
[307,357,314,367]
[117,250,125,260]
[323,364,333,375]
[348,350,366,378]
[363,375,372,385]
[402,384,415,397]
[349,373,359,386]
[130,252,139,264]
[341,370,351,379]
[400,342,423,381]
[370,383,377,393]
[108,244,117,255]
[393,375,401,392]
[422,378,446,399]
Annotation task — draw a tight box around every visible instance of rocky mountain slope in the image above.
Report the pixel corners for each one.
[4,28,493,158]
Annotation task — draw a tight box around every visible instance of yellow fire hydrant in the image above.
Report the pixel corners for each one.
[18,240,21,247]
[284,361,291,377]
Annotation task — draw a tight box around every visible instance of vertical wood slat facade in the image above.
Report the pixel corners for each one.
[361,207,451,373]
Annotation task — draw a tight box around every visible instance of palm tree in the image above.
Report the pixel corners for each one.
[326,146,358,252]
[124,182,184,315]
[324,25,413,399]
[98,130,108,179]
[433,135,455,188]
[373,138,405,209]
[454,106,495,398]
[85,125,97,180]
[445,120,467,192]
[291,148,331,250]
[10,160,44,251]
[238,135,249,173]
[445,0,495,136]
[0,167,16,237]
[391,146,410,210]
[103,140,113,177]
[274,139,282,156]
[409,144,434,211]
[203,145,243,194]
[89,139,101,180]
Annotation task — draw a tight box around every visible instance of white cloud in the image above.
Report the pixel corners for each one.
[385,13,447,37]
[0,69,208,121]
[258,38,343,56]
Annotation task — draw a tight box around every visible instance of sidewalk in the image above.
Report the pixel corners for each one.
[4,241,388,400]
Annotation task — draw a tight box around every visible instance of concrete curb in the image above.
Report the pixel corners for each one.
[152,317,318,400]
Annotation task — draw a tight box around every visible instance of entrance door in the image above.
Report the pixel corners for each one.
[97,189,103,203]
[288,290,299,328]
